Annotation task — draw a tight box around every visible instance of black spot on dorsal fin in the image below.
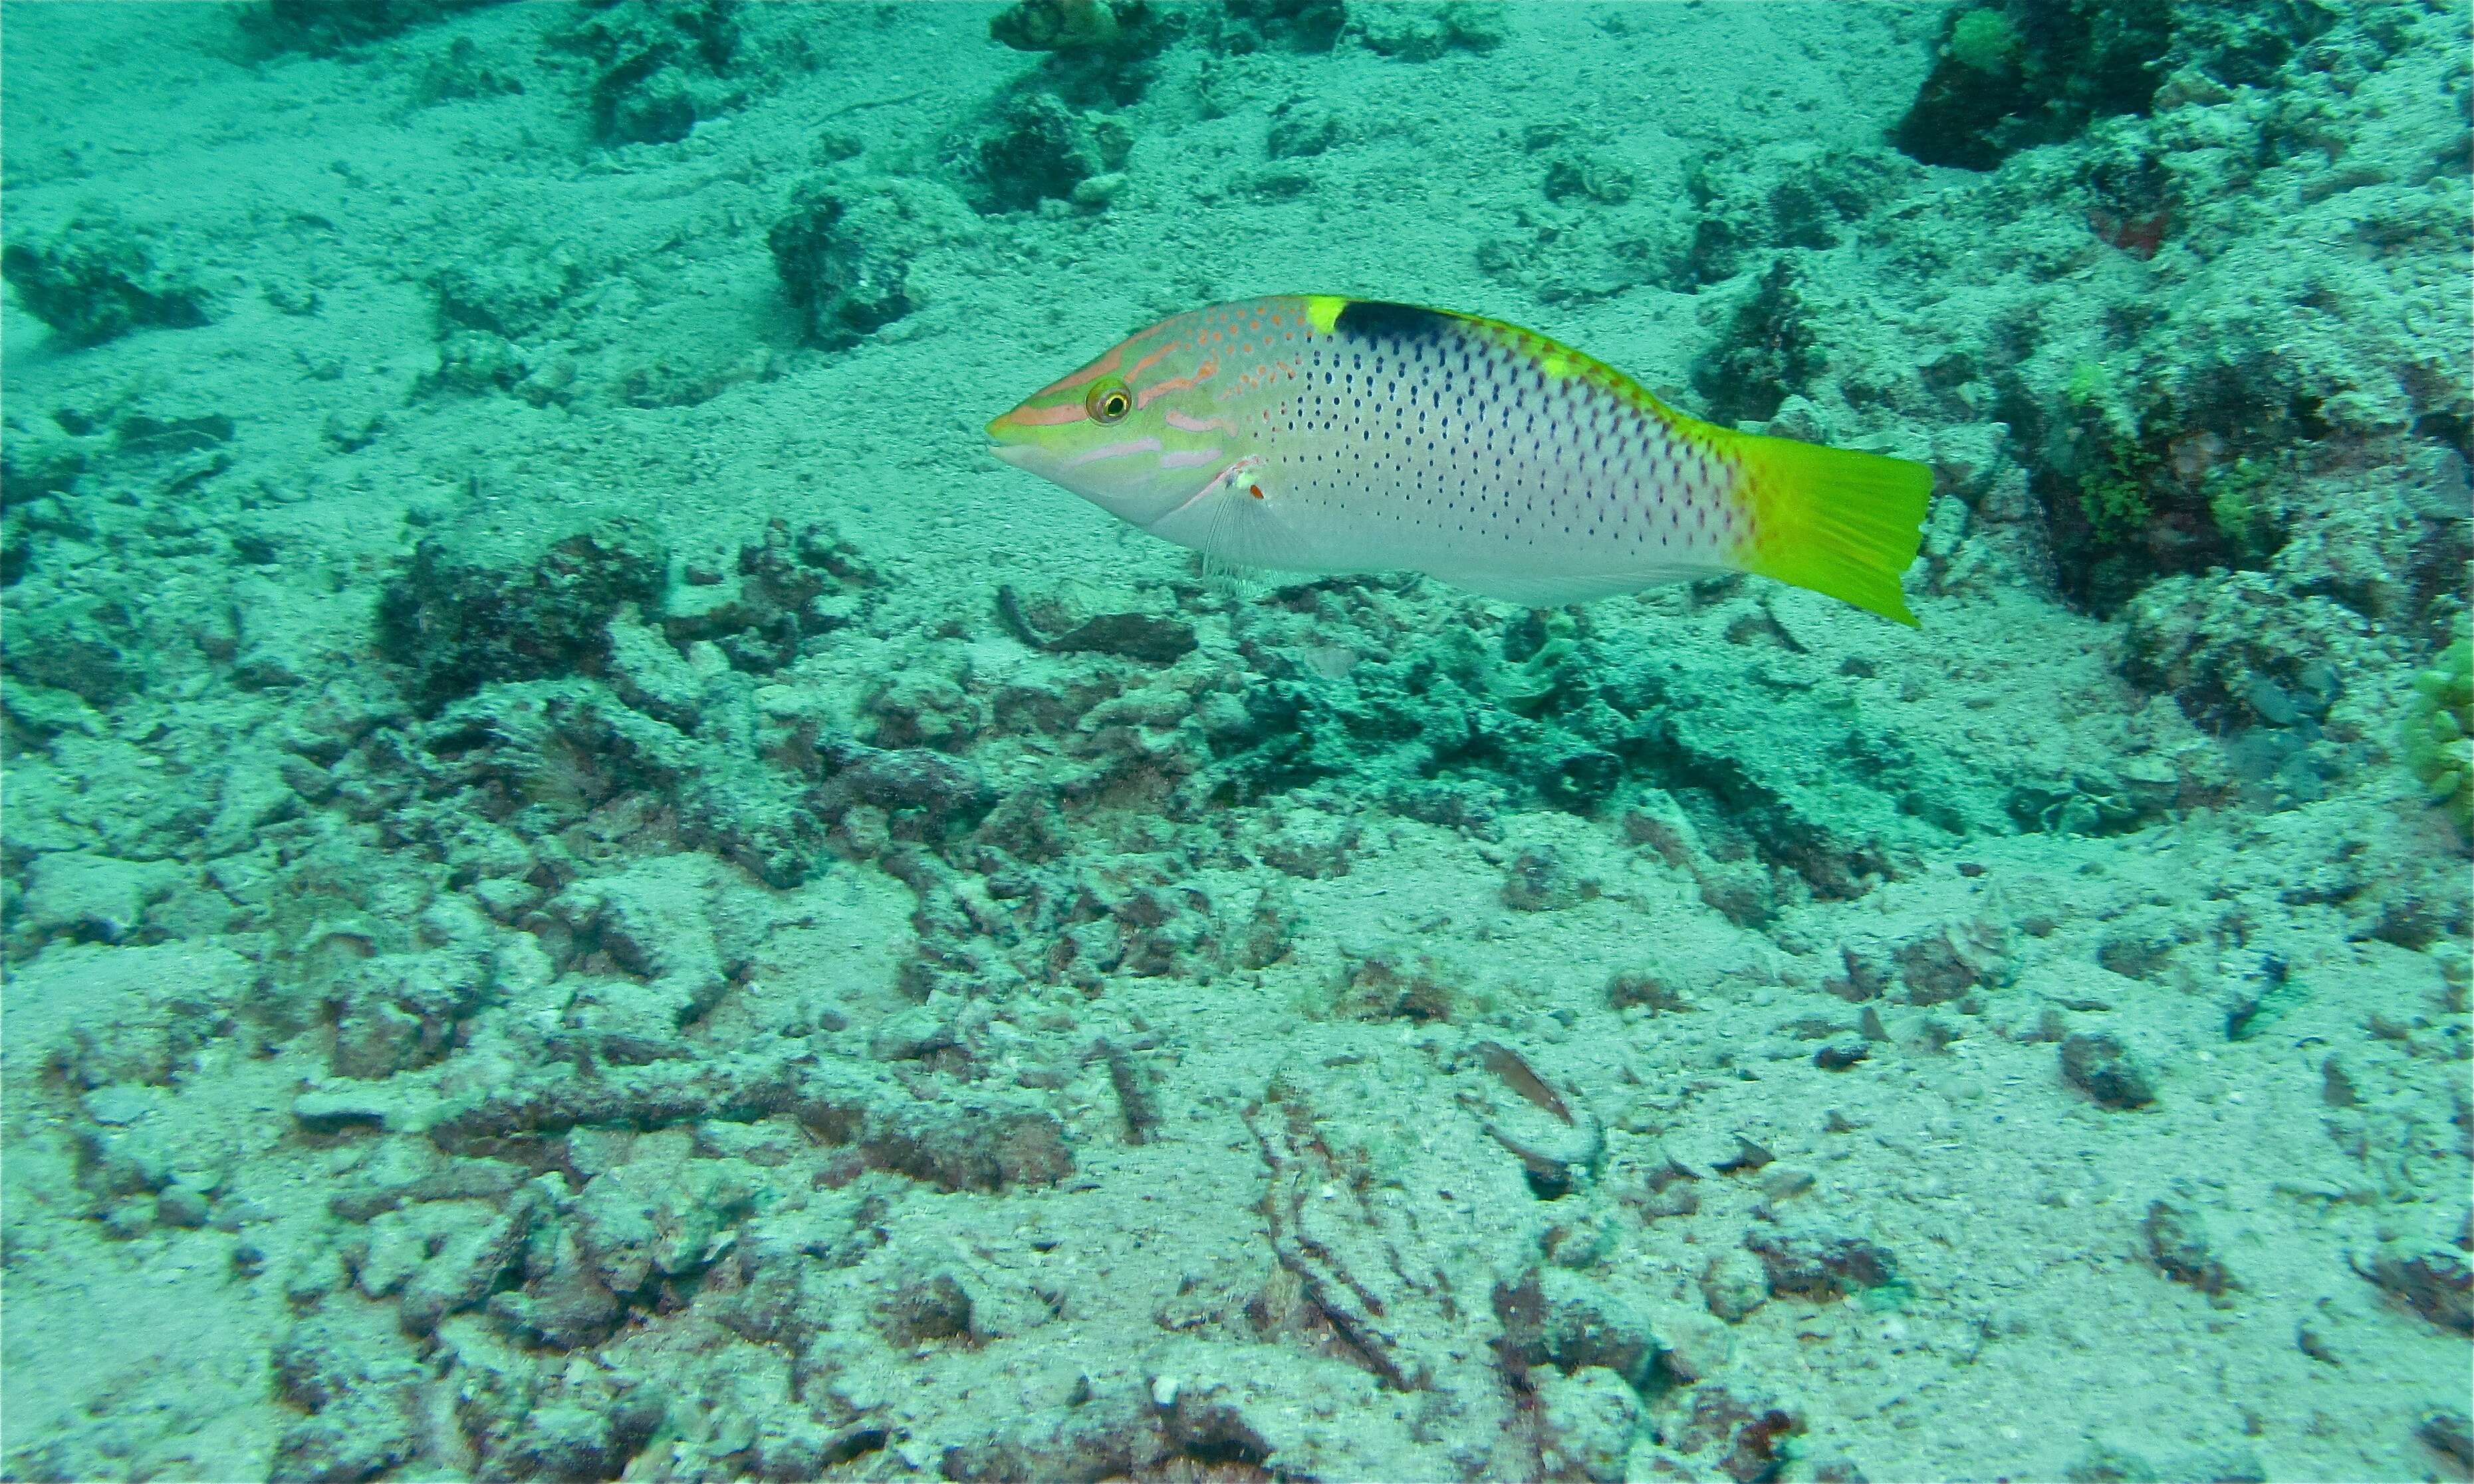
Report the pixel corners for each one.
[1335,299,1455,345]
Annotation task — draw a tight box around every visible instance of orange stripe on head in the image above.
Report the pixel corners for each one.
[1136,355,1217,407]
[1045,342,1127,394]
[1006,400,1087,427]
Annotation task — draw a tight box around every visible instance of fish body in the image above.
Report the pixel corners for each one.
[987,295,1930,622]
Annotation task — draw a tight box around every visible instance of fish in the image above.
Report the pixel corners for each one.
[985,295,1932,623]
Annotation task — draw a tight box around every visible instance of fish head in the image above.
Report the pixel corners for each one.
[986,310,1240,529]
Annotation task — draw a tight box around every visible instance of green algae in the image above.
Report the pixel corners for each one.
[2403,632,2473,832]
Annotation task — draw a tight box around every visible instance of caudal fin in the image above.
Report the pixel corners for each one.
[1731,432,1933,627]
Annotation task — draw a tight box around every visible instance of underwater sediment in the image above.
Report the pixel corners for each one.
[1,3,2468,1481]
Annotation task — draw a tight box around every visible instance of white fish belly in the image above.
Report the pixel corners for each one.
[1189,314,1747,604]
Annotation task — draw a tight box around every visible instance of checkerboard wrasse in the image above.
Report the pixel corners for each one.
[987,296,1931,623]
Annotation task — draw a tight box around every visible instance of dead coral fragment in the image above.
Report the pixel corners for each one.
[990,0,1136,53]
[377,513,666,709]
[768,178,975,348]
[559,0,744,146]
[2,215,210,348]
[1892,0,2178,171]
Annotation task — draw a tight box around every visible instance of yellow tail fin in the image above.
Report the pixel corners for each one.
[1729,431,1933,627]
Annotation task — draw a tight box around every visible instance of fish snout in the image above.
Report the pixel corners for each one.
[985,408,1039,466]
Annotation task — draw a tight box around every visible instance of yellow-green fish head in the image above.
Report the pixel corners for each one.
[986,308,1249,529]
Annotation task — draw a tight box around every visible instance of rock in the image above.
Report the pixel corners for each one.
[398,1189,541,1334]
[1330,942,1469,1023]
[422,678,826,887]
[1814,1034,1871,1070]
[329,947,489,1080]
[3,593,140,704]
[1759,1165,1816,1201]
[100,1196,156,1239]
[1501,1267,1659,1384]
[291,1087,400,1134]
[2143,1199,2235,1295]
[156,1182,212,1229]
[1701,1248,1769,1322]
[489,1225,623,1351]
[350,1210,430,1298]
[428,330,523,398]
[257,0,505,53]
[433,250,577,342]
[325,1142,520,1222]
[996,579,1196,662]
[865,1098,1074,1192]
[990,0,1169,58]
[267,1316,426,1483]
[8,942,250,1090]
[1534,1367,1637,1483]
[1662,1384,1802,1484]
[1501,844,1594,912]
[376,513,666,708]
[573,1149,756,1298]
[1822,942,1893,1003]
[971,92,1130,213]
[940,1386,1160,1482]
[555,856,729,1014]
[1656,1307,1733,1383]
[1070,172,1130,208]
[1249,806,1360,878]
[1606,969,1691,1013]
[76,1095,184,1207]
[878,1267,975,1345]
[1266,97,1343,158]
[1146,1352,1444,1479]
[2354,1240,2473,1334]
[2059,1031,2158,1109]
[1217,0,1346,53]
[1352,1,1504,59]
[1693,258,1818,425]
[664,519,873,671]
[1620,793,1779,926]
[869,1003,961,1062]
[16,852,180,947]
[606,608,705,728]
[501,1404,617,1482]
[1892,0,2170,170]
[2418,1411,2474,1471]
[1745,1223,1896,1300]
[2063,1443,2160,1483]
[1896,919,2012,1003]
[1,213,210,346]
[560,0,745,146]
[816,745,995,836]
[769,176,974,348]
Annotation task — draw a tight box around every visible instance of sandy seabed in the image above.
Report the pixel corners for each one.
[2,3,2469,1481]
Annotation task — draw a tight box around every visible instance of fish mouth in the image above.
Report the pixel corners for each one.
[985,411,1037,466]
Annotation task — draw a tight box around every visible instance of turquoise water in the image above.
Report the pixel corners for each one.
[2,2,2469,1480]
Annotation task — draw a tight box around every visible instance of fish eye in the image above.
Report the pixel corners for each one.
[1086,380,1132,425]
